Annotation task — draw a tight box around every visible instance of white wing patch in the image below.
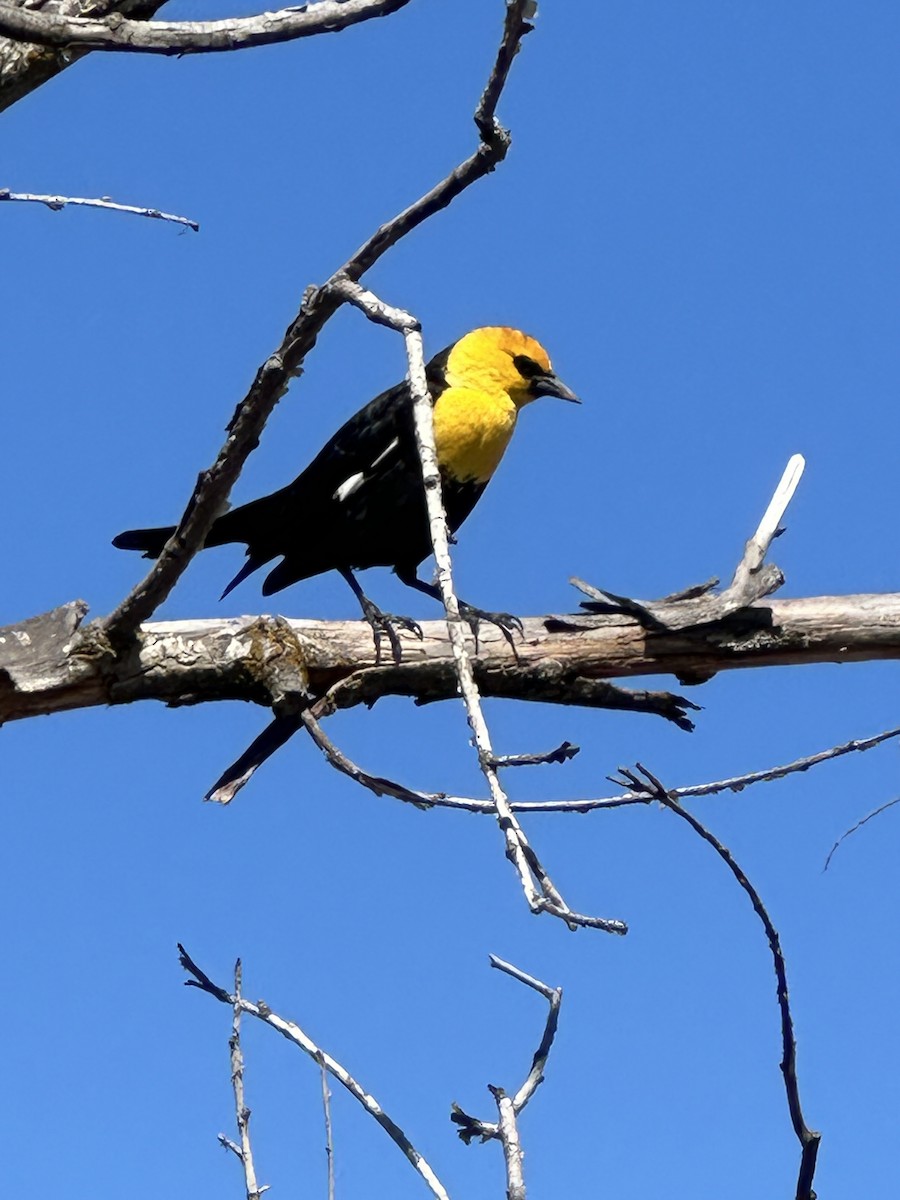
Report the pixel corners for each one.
[334,472,365,503]
[333,439,400,504]
[370,437,399,469]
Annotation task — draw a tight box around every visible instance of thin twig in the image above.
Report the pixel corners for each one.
[0,187,198,229]
[489,742,580,769]
[0,0,413,55]
[823,794,900,871]
[301,709,434,808]
[100,0,536,651]
[221,959,268,1200]
[304,720,900,818]
[618,766,821,1200]
[317,1052,336,1200]
[475,0,535,138]
[179,946,451,1200]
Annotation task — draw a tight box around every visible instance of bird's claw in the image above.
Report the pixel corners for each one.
[360,602,423,664]
[458,604,523,655]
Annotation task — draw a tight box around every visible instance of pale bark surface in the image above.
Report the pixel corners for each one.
[3,592,899,726]
[0,0,163,112]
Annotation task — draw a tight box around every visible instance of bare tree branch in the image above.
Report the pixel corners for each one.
[613,766,821,1200]
[218,960,269,1200]
[7,594,900,728]
[95,0,534,648]
[490,1087,525,1200]
[178,946,452,1200]
[574,454,805,631]
[491,957,562,1115]
[452,955,558,1200]
[0,0,414,55]
[489,742,580,769]
[299,717,900,822]
[823,793,900,871]
[0,186,198,228]
[0,0,163,114]
[317,1052,336,1200]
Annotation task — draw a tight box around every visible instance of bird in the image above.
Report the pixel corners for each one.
[113,326,579,658]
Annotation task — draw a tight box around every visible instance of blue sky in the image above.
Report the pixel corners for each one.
[4,2,900,1196]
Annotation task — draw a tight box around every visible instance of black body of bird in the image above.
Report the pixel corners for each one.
[113,327,579,642]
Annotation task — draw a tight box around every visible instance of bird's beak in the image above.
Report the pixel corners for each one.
[530,372,581,404]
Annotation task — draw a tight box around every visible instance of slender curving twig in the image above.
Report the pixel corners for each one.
[823,793,900,871]
[0,188,198,229]
[613,765,821,1200]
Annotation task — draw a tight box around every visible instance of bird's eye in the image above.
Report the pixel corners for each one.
[512,354,544,379]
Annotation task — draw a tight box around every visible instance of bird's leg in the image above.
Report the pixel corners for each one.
[394,567,523,653]
[339,568,422,664]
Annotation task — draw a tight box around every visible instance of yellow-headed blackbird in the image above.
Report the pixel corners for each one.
[113,327,578,651]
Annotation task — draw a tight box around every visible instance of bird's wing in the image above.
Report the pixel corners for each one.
[288,345,452,506]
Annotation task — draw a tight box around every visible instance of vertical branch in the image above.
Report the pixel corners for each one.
[401,326,543,906]
[402,324,624,933]
[322,277,625,935]
[317,1051,336,1200]
[221,959,268,1200]
[489,1087,525,1200]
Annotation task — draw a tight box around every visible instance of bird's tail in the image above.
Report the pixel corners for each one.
[113,521,268,599]
[112,525,176,558]
[220,554,267,600]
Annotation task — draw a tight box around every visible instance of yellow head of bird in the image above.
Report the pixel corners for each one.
[444,327,580,408]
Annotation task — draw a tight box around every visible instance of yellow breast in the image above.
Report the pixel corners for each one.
[432,387,518,483]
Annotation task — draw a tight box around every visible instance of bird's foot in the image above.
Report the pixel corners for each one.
[458,603,524,655]
[359,598,423,664]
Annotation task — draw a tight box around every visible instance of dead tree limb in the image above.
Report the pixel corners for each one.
[0,0,164,114]
[0,0,414,57]
[4,592,900,727]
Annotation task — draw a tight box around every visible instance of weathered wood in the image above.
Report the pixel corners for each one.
[0,0,164,115]
[2,593,900,727]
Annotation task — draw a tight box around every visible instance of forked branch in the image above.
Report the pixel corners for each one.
[451,956,562,1200]
[178,946,451,1200]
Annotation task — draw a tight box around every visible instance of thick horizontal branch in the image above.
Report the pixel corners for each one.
[3,592,900,725]
[0,0,164,114]
[0,0,413,56]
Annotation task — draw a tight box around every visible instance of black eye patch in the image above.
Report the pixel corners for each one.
[512,354,545,379]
